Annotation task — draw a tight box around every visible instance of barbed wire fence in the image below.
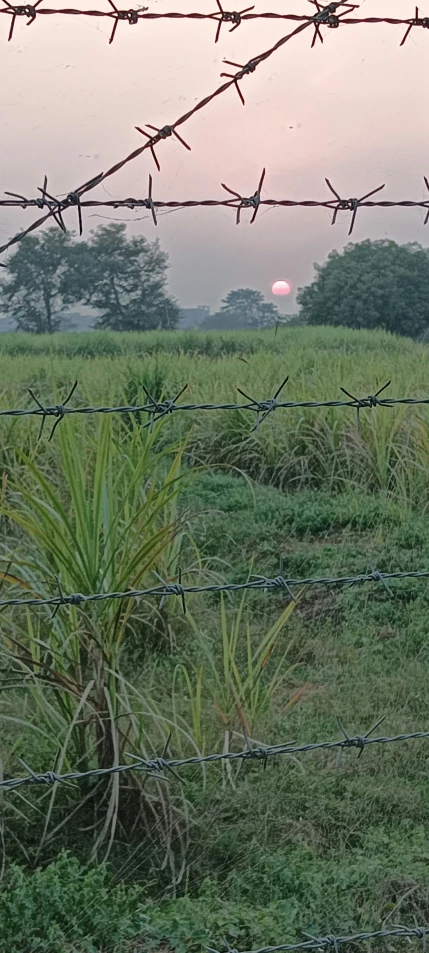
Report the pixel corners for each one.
[2,172,429,237]
[1,377,429,438]
[2,2,429,260]
[1,718,428,790]
[2,4,429,950]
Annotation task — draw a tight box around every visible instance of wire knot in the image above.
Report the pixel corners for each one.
[65,191,80,206]
[66,593,86,606]
[135,124,191,172]
[13,4,36,15]
[325,177,385,234]
[28,381,78,440]
[326,14,340,27]
[221,168,265,224]
[152,567,187,614]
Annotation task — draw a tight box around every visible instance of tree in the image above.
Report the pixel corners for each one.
[297,239,429,339]
[0,229,75,333]
[201,288,280,330]
[68,223,180,332]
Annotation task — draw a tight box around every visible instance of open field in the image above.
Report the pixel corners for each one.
[1,326,429,952]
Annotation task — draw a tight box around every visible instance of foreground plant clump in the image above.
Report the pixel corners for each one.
[1,327,429,951]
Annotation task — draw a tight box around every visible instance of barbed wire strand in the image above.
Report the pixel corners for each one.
[3,379,429,439]
[1,3,429,45]
[2,717,429,789]
[2,563,429,611]
[0,1,401,258]
[209,926,429,953]
[2,171,429,237]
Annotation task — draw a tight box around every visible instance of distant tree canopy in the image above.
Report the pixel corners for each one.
[297,239,429,339]
[68,224,180,332]
[201,288,280,330]
[0,230,75,334]
[0,223,179,333]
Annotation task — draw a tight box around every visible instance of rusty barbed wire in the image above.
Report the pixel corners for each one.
[2,562,429,611]
[0,2,428,46]
[2,378,429,439]
[2,172,429,236]
[1,716,428,789]
[3,1,423,258]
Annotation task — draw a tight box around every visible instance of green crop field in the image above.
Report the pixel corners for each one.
[1,325,429,953]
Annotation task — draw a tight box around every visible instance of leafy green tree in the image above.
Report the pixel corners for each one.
[202,288,279,330]
[68,223,180,331]
[0,229,75,333]
[297,239,429,339]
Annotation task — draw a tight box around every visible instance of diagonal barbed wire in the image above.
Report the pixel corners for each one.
[1,716,429,789]
[2,379,429,440]
[0,2,428,46]
[2,171,429,236]
[208,926,429,953]
[2,563,429,612]
[2,1,421,259]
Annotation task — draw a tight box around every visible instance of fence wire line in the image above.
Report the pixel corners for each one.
[211,927,429,953]
[2,564,429,611]
[1,379,429,440]
[1,4,428,44]
[1,717,429,789]
[3,171,429,235]
[0,0,414,259]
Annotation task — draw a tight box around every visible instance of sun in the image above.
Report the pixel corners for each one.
[271,280,291,296]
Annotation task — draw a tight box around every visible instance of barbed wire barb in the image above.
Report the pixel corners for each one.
[27,380,78,440]
[309,0,358,48]
[3,0,43,40]
[221,168,266,224]
[339,380,392,431]
[237,375,289,430]
[213,0,255,43]
[106,0,146,44]
[325,178,386,234]
[400,6,429,45]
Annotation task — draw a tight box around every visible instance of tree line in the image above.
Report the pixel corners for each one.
[2,225,429,338]
[0,225,282,334]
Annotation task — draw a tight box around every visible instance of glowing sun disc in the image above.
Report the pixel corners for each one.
[272,280,291,296]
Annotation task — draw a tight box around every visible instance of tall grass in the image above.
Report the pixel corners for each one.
[0,416,201,875]
[1,326,428,504]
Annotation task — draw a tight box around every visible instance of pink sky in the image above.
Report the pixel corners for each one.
[0,0,428,312]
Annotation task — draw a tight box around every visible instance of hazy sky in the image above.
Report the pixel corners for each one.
[1,0,428,312]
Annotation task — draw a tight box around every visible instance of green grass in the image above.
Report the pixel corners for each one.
[2,326,429,951]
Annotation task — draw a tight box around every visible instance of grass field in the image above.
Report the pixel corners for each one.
[1,326,429,953]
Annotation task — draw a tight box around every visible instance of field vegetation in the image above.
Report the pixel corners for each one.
[1,325,429,952]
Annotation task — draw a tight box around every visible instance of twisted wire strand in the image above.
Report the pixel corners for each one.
[1,720,428,789]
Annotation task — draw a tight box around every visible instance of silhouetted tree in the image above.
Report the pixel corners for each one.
[297,240,429,339]
[202,288,280,330]
[67,223,180,332]
[0,229,75,333]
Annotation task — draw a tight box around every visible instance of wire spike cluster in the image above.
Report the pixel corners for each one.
[400,5,429,45]
[106,0,148,44]
[309,0,358,48]
[325,178,386,234]
[221,168,266,223]
[2,720,429,790]
[214,0,255,44]
[134,124,191,173]
[2,0,42,41]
